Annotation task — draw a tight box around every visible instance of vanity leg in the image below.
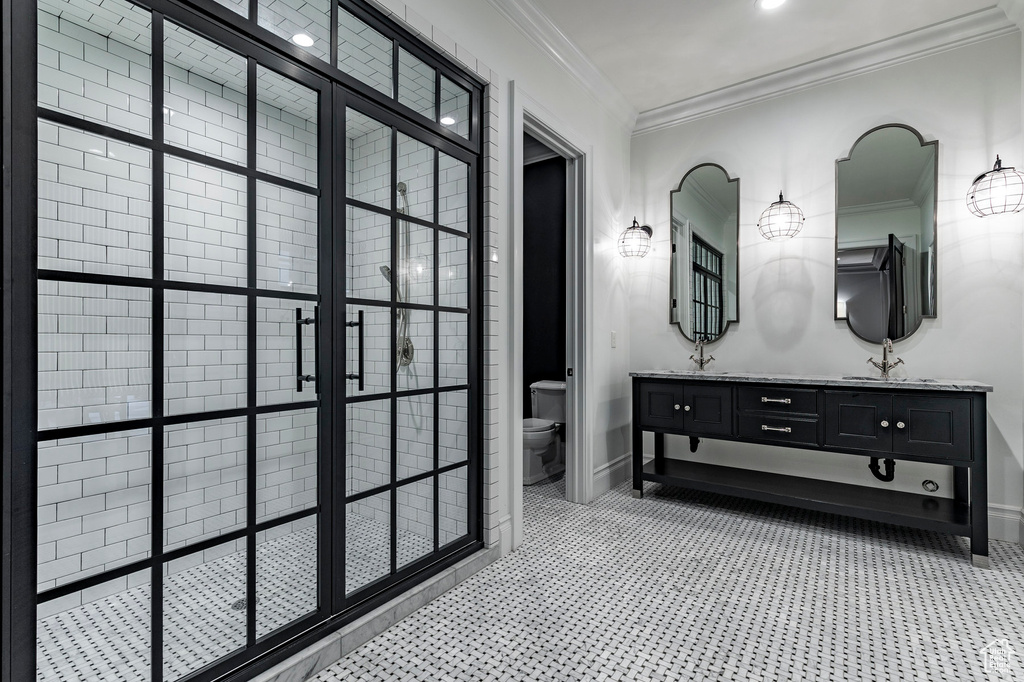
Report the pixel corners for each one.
[970,462,989,567]
[689,436,700,453]
[654,433,665,463]
[953,467,968,505]
[632,424,643,499]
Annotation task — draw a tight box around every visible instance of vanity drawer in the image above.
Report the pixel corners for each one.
[738,414,818,446]
[737,386,818,415]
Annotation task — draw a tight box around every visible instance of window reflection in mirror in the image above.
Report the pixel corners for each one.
[670,164,739,343]
[836,125,937,343]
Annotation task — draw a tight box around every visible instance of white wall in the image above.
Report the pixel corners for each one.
[386,0,634,546]
[630,34,1024,542]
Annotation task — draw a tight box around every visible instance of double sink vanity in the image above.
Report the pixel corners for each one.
[639,123,992,566]
[630,370,992,566]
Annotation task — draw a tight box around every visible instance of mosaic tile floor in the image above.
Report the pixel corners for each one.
[312,480,1024,681]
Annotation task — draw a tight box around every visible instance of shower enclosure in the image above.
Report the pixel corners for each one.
[1,0,483,680]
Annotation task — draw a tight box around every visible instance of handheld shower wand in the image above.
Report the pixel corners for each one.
[382,183,414,367]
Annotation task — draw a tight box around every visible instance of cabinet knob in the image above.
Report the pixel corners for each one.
[880,420,889,428]
[684,405,691,412]
[896,421,906,429]
[674,404,681,411]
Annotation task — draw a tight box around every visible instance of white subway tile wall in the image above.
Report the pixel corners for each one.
[438,232,468,309]
[345,493,390,594]
[346,206,391,302]
[38,280,152,430]
[395,309,433,392]
[164,290,247,416]
[346,304,390,396]
[257,0,330,64]
[162,539,246,681]
[397,47,434,119]
[37,429,152,592]
[38,121,153,278]
[163,418,246,552]
[346,399,391,495]
[438,151,469,233]
[256,65,318,187]
[163,21,247,165]
[439,390,468,467]
[396,478,432,567]
[438,312,468,387]
[438,466,468,546]
[256,298,317,407]
[257,181,319,294]
[337,6,393,98]
[164,155,247,287]
[396,132,434,222]
[38,0,152,138]
[209,0,247,17]
[256,520,317,638]
[397,394,433,480]
[439,75,470,140]
[399,221,434,306]
[346,110,391,209]
[36,571,151,681]
[256,409,318,522]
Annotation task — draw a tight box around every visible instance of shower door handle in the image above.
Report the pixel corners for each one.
[346,310,364,391]
[296,307,319,393]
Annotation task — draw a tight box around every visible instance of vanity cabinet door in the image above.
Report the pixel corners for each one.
[638,382,686,430]
[891,395,972,461]
[824,392,892,452]
[683,385,733,436]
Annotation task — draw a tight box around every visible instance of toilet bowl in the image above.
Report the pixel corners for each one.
[523,418,559,485]
[523,380,567,485]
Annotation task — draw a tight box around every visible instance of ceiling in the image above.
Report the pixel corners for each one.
[527,0,998,114]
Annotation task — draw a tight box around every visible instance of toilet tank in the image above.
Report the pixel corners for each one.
[530,380,566,422]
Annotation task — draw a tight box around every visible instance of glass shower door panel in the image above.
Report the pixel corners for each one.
[346,109,390,210]
[346,206,391,303]
[437,152,468,233]
[439,466,468,546]
[345,492,390,595]
[437,232,468,309]
[256,181,319,294]
[256,298,318,407]
[396,479,432,568]
[396,133,434,222]
[256,517,317,638]
[256,409,318,522]
[345,304,390,398]
[395,309,433,392]
[438,312,468,388]
[345,399,391,496]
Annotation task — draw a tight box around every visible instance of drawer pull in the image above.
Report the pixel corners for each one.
[880,420,889,428]
[762,425,792,434]
[761,397,792,405]
[896,421,906,429]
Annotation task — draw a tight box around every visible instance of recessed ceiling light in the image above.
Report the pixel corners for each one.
[292,33,314,47]
[760,0,786,8]
[440,116,456,126]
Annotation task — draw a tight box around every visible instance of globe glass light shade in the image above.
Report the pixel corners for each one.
[967,156,1024,217]
[757,192,805,241]
[618,218,652,258]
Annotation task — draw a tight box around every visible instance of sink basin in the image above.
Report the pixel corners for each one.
[842,376,934,383]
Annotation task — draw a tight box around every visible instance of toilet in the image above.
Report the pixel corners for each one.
[523,380,566,485]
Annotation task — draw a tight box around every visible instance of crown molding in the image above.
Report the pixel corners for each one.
[998,0,1024,30]
[485,0,637,130]
[837,198,919,217]
[634,7,1018,137]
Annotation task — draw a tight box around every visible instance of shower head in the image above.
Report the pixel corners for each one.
[379,265,392,282]
[396,182,407,195]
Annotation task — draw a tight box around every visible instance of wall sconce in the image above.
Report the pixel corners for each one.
[967,155,1024,217]
[757,191,805,241]
[618,217,652,258]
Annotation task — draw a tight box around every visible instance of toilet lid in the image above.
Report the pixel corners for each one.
[523,418,555,432]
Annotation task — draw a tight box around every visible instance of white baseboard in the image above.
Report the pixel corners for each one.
[593,452,632,497]
[989,504,1022,544]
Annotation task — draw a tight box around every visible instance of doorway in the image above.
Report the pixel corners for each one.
[521,134,567,499]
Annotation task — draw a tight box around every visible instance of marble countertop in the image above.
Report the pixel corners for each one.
[629,369,993,392]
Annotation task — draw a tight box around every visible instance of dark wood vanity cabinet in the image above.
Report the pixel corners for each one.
[825,391,972,460]
[631,374,990,566]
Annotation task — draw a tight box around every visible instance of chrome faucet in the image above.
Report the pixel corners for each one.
[867,338,904,379]
[690,338,715,371]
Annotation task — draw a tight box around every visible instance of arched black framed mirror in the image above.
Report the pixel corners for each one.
[670,163,740,343]
[835,124,938,343]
